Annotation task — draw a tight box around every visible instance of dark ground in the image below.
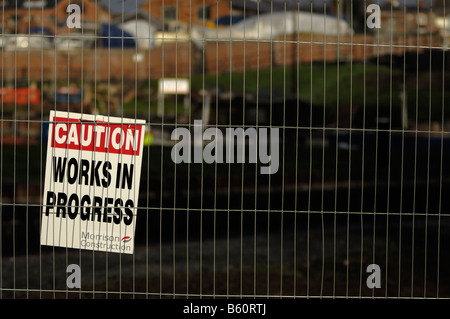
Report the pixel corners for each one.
[1,189,450,299]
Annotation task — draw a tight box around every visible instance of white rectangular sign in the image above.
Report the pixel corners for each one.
[40,111,146,254]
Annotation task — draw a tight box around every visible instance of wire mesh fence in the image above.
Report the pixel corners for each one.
[0,0,449,300]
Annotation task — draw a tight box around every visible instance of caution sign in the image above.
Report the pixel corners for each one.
[40,111,146,254]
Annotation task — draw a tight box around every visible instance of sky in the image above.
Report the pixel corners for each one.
[101,0,146,14]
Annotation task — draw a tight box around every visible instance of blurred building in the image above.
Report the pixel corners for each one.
[365,0,439,37]
[140,0,232,29]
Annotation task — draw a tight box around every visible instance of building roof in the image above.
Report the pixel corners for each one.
[100,0,146,15]
[0,0,58,10]
[111,10,162,29]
